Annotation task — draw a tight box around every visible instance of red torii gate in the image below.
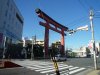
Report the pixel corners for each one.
[35,8,68,57]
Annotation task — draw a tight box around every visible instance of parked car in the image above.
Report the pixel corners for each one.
[55,54,67,61]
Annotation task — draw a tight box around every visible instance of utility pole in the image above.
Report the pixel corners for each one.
[31,36,36,60]
[34,35,36,44]
[31,36,34,60]
[23,37,27,59]
[89,9,97,70]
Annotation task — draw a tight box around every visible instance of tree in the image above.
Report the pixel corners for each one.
[66,50,76,58]
[86,47,91,57]
[33,44,44,58]
[5,43,23,59]
[25,43,32,58]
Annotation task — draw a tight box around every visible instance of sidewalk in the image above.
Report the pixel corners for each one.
[86,69,100,75]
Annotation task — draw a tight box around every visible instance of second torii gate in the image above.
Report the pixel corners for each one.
[35,8,68,57]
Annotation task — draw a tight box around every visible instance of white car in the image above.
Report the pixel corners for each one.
[55,54,67,61]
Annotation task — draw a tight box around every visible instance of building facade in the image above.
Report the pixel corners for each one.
[22,37,44,47]
[36,40,44,47]
[0,0,24,48]
[73,46,87,57]
[52,41,61,49]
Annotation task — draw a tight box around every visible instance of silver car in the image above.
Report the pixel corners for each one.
[55,54,67,61]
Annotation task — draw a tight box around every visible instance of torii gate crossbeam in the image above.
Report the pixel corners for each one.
[35,8,68,57]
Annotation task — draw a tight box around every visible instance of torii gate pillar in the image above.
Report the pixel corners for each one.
[61,30,65,55]
[44,27,49,57]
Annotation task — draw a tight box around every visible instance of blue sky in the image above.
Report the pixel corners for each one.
[14,0,100,49]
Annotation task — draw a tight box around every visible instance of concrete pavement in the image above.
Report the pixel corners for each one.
[86,69,100,75]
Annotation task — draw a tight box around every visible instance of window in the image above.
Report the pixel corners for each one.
[13,8,15,14]
[5,10,8,17]
[7,24,9,28]
[16,13,23,24]
[7,0,9,7]
[4,21,6,25]
[9,14,11,22]
[11,17,13,23]
[3,21,7,29]
[10,4,12,11]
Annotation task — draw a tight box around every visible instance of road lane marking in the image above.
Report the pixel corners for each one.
[69,68,86,74]
[41,66,73,73]
[11,60,86,75]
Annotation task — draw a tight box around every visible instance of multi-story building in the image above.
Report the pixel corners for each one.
[73,46,87,57]
[36,40,44,47]
[52,41,61,49]
[0,0,24,48]
[22,37,44,47]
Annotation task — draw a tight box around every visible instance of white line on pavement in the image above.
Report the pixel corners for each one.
[69,68,86,74]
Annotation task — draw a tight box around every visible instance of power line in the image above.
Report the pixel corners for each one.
[78,0,98,15]
[66,29,88,48]
[67,16,87,26]
[67,17,89,28]
[94,11,100,18]
[78,0,89,13]
[85,0,100,12]
[84,0,93,9]
[94,16,100,18]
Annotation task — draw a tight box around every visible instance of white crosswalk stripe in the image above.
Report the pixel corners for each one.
[12,60,86,75]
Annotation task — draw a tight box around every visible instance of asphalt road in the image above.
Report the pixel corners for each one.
[0,67,44,75]
[66,57,100,68]
[0,57,100,75]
